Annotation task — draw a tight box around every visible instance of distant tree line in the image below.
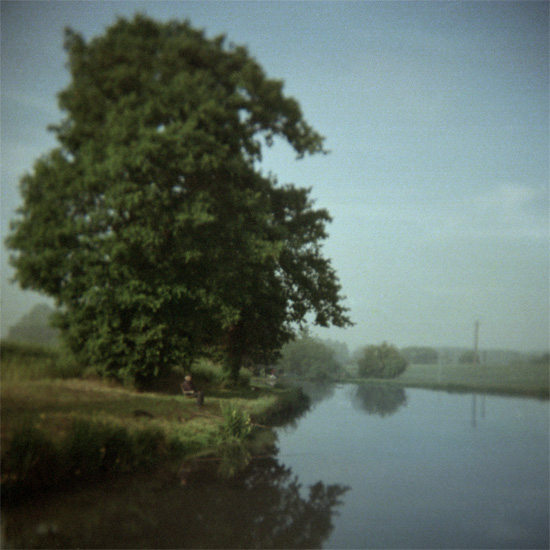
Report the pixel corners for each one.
[276,338,408,381]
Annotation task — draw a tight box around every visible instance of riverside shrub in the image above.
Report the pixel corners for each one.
[356,342,408,379]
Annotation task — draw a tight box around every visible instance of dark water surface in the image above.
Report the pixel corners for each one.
[2,385,548,549]
[276,384,549,549]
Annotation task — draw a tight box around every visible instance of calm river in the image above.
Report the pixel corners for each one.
[2,384,549,549]
[276,384,549,549]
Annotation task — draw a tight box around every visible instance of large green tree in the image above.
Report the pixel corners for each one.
[7,15,351,387]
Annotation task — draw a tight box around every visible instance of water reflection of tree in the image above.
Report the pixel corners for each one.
[226,458,349,548]
[352,384,407,417]
[274,381,335,430]
[295,381,336,405]
[3,458,349,549]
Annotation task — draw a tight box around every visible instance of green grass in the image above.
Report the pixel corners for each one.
[0,342,307,503]
[361,362,550,398]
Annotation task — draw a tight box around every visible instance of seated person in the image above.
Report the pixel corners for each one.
[181,374,204,406]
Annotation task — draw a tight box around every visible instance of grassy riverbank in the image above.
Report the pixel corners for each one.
[353,361,549,398]
[1,342,308,504]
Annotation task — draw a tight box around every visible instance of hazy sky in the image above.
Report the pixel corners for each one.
[1,1,548,353]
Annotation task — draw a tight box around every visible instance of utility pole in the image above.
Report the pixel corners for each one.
[473,320,480,365]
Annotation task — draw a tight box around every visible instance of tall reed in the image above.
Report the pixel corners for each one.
[217,401,253,477]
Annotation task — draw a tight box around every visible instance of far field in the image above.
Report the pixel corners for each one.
[391,361,549,398]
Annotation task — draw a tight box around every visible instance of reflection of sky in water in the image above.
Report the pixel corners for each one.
[276,386,549,549]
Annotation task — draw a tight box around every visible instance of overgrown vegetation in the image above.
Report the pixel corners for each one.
[215,402,253,477]
[1,417,170,504]
[0,341,307,504]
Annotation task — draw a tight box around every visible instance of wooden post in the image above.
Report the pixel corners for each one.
[473,320,480,365]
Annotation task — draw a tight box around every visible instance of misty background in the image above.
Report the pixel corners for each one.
[1,1,548,355]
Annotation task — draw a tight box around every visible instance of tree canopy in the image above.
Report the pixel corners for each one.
[356,342,408,379]
[276,335,343,381]
[6,15,351,387]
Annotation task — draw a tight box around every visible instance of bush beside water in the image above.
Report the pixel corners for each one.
[216,402,254,478]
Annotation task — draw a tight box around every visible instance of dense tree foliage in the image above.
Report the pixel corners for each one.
[321,338,350,366]
[276,335,343,380]
[356,342,408,379]
[6,15,351,387]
